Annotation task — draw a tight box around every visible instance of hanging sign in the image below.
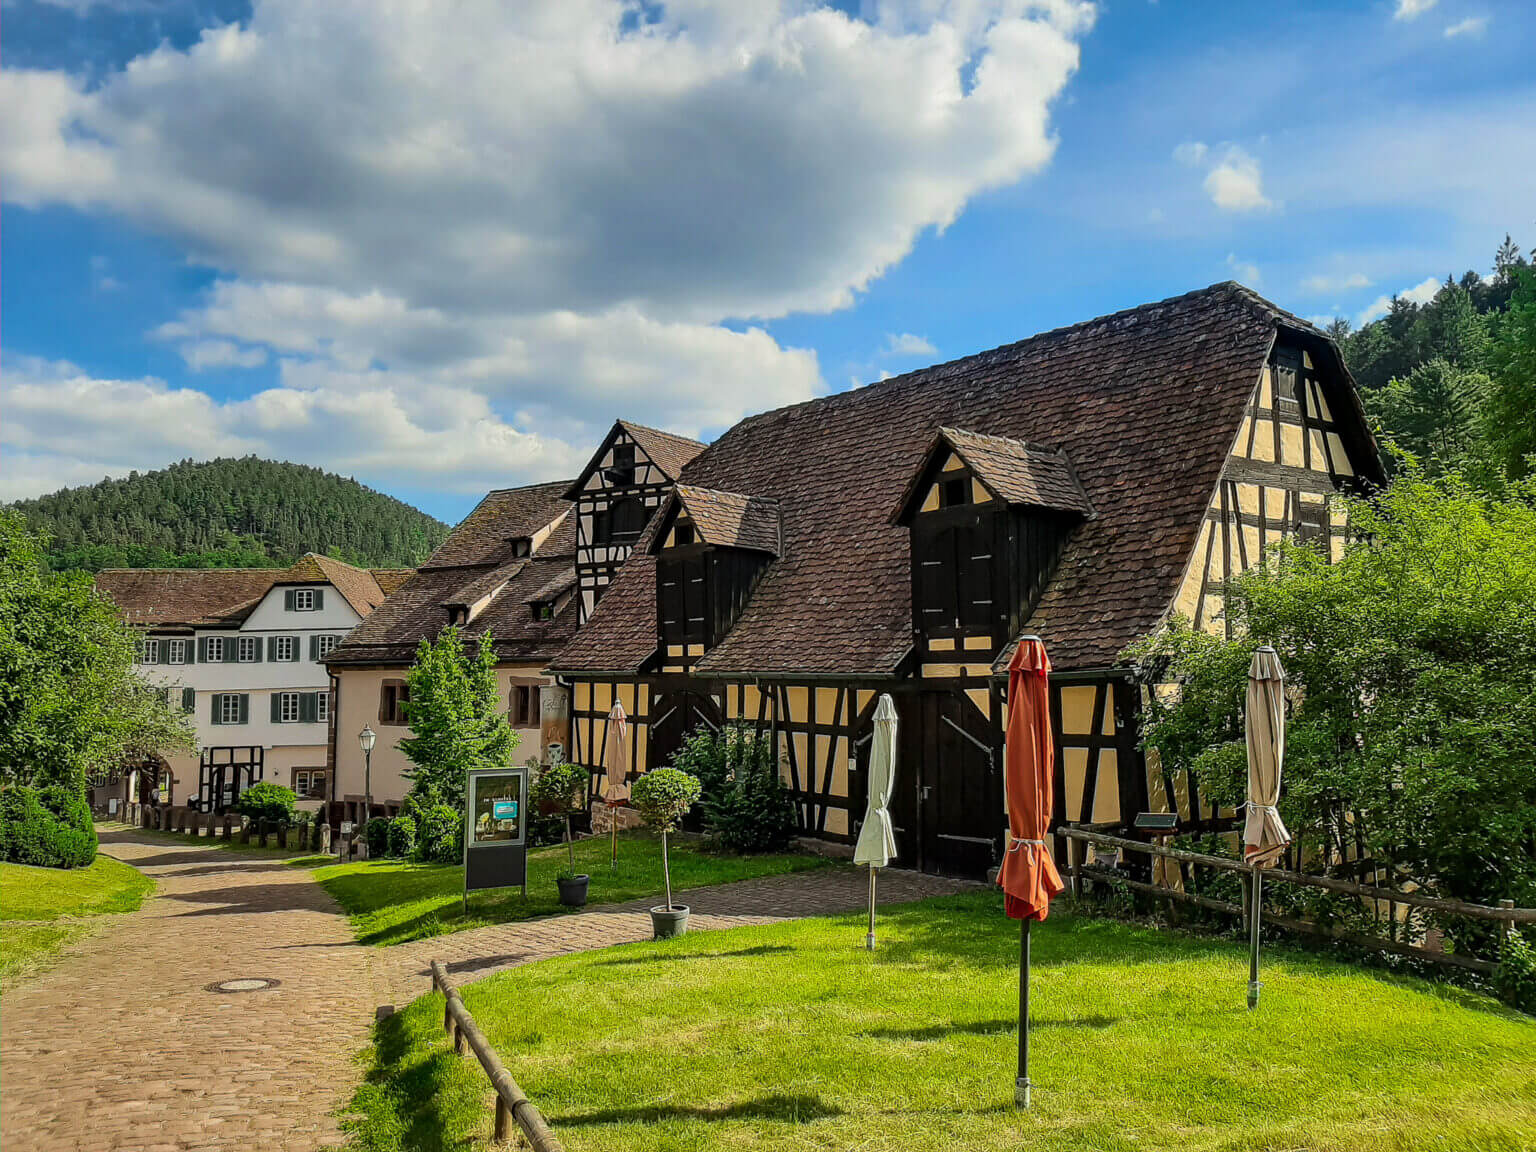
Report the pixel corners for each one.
[464,766,529,902]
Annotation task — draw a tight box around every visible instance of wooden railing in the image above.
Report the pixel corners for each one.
[1057,826,1530,976]
[429,960,563,1152]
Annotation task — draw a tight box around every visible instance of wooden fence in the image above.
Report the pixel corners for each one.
[1058,825,1531,977]
[429,960,563,1152]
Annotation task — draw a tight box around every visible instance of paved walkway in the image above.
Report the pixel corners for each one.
[1,829,971,1151]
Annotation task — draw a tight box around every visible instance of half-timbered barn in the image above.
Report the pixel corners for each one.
[548,283,1384,878]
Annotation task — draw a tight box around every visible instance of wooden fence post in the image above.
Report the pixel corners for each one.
[1068,833,1083,902]
[1500,899,1516,950]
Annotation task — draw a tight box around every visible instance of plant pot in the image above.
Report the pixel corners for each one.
[650,904,689,940]
[557,874,590,907]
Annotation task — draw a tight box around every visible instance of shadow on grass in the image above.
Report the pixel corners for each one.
[859,1012,1118,1042]
[558,1093,842,1127]
[590,944,794,967]
[352,1007,477,1152]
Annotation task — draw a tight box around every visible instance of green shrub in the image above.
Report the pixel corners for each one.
[705,746,797,854]
[533,759,590,877]
[237,782,296,826]
[386,814,417,859]
[413,804,462,864]
[631,768,701,834]
[365,816,391,857]
[1496,928,1536,1015]
[523,757,564,846]
[0,784,97,868]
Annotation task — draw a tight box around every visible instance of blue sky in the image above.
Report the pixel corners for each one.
[4,0,1532,523]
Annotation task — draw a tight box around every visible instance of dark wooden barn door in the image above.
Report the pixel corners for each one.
[897,690,1003,878]
[647,685,722,773]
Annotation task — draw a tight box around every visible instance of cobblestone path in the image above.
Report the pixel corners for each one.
[1,829,972,1151]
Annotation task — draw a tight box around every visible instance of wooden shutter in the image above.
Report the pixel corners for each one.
[267,636,278,661]
[211,695,222,725]
[223,638,238,663]
[379,682,391,723]
[285,589,296,611]
[292,637,302,662]
[301,692,318,723]
[251,637,263,662]
[271,693,283,723]
[238,694,249,724]
[182,687,195,712]
[313,589,325,610]
[309,635,319,661]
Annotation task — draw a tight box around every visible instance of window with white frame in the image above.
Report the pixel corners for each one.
[205,636,225,662]
[238,635,260,662]
[314,634,339,660]
[293,769,328,799]
[274,635,297,662]
[279,692,302,723]
[317,691,330,722]
[166,638,187,664]
[138,637,159,664]
[292,588,316,611]
[217,693,243,724]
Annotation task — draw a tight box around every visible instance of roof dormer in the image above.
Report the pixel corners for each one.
[892,428,1093,526]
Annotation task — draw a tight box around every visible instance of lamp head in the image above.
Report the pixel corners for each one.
[358,725,377,754]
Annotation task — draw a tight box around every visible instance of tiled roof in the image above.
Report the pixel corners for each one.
[419,481,572,569]
[94,568,282,629]
[663,486,782,555]
[619,420,708,480]
[371,569,416,596]
[931,429,1093,517]
[552,282,1377,677]
[326,486,580,668]
[94,552,402,629]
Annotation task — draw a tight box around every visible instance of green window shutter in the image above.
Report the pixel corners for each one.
[271,693,283,723]
[267,636,278,661]
[252,638,263,663]
[309,634,318,661]
[290,637,301,662]
[313,589,325,611]
[301,693,318,723]
[238,694,249,724]
[196,637,206,663]
[182,687,195,712]
[223,638,238,663]
[284,589,296,611]
[210,695,222,725]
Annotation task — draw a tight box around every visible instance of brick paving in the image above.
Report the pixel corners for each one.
[1,829,972,1151]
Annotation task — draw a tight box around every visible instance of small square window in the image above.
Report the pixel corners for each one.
[206,637,225,662]
[274,635,297,662]
[315,634,338,660]
[280,692,302,723]
[293,589,316,611]
[239,636,260,662]
[509,537,532,558]
[674,521,694,547]
[139,637,159,665]
[940,476,968,508]
[166,639,187,664]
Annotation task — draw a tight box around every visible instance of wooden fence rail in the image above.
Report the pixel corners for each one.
[1058,825,1530,975]
[429,959,563,1152]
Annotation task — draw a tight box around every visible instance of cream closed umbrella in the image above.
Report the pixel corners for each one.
[602,701,629,871]
[853,695,899,950]
[1244,646,1290,1009]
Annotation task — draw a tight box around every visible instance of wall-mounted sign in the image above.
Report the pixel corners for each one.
[464,766,529,905]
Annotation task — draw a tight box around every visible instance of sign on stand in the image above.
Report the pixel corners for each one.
[464,766,529,912]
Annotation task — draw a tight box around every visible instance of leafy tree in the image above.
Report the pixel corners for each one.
[631,768,701,913]
[1484,267,1536,478]
[0,511,193,795]
[1370,357,1492,473]
[397,627,516,812]
[1125,470,1536,953]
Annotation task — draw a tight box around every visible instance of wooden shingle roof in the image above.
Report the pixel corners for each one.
[551,282,1379,677]
[619,421,708,481]
[419,481,572,569]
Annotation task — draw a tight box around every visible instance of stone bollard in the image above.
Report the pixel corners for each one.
[239,817,251,845]
[222,814,233,840]
[258,819,269,848]
[320,822,332,855]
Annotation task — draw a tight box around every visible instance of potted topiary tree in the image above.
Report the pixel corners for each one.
[535,758,592,907]
[630,767,702,939]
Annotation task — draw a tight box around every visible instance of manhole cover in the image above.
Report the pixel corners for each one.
[206,977,281,993]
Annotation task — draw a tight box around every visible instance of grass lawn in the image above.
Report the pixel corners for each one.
[349,891,1536,1152]
[310,830,833,946]
[0,854,153,984]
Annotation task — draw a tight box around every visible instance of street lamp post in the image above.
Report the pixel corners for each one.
[358,725,377,839]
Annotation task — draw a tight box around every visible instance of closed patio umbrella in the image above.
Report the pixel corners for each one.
[997,636,1064,1109]
[602,701,629,871]
[853,694,899,950]
[1244,646,1290,1009]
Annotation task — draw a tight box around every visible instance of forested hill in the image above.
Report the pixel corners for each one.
[7,457,451,572]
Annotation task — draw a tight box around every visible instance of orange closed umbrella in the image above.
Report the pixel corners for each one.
[997,635,1064,1108]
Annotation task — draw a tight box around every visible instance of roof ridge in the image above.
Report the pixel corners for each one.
[940,427,1067,457]
[618,419,707,448]
[676,483,781,506]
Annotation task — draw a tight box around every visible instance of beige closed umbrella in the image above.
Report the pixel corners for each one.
[853,695,899,950]
[602,701,629,872]
[1244,645,1290,1009]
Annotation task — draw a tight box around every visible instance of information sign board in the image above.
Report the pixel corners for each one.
[464,766,529,904]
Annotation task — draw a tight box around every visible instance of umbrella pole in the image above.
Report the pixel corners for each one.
[610,810,618,872]
[1016,917,1032,1108]
[866,866,877,950]
[1248,867,1263,1010]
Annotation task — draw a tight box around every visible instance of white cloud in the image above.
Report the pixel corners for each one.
[1173,140,1208,167]
[1394,0,1438,20]
[1443,16,1487,38]
[0,0,1097,501]
[1300,272,1372,294]
[1354,275,1442,326]
[1226,253,1261,286]
[880,332,938,358]
[1204,146,1275,213]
